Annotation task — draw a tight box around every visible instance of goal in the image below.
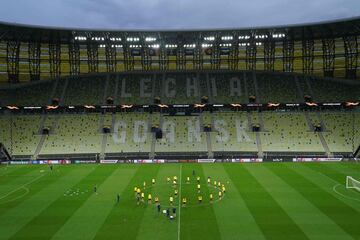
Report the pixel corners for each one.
[346,176,360,191]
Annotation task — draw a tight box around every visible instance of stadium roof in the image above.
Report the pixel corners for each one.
[0,16,359,43]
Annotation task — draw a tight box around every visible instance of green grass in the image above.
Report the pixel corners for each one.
[0,163,360,240]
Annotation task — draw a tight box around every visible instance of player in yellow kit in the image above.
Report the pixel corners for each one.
[134,187,138,197]
[152,178,156,185]
[167,177,170,184]
[214,180,217,187]
[197,184,201,193]
[218,191,222,199]
[218,181,221,188]
[186,176,190,183]
[141,192,145,202]
[170,196,174,205]
[148,193,152,204]
[143,181,146,189]
[174,189,178,197]
[198,195,203,203]
[155,196,159,204]
[222,186,226,193]
[182,197,187,206]
[197,176,200,183]
[210,193,213,203]
[207,177,211,185]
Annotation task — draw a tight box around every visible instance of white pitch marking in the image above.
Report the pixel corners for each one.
[0,174,45,200]
[332,184,360,203]
[177,164,182,240]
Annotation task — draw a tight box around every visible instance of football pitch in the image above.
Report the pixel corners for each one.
[0,162,359,240]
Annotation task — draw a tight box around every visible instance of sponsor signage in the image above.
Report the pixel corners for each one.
[293,157,342,162]
[198,159,216,163]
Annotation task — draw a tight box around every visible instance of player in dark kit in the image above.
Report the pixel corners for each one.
[94,185,97,194]
[157,203,161,214]
[117,194,120,204]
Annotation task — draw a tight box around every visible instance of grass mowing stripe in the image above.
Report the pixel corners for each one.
[9,165,117,240]
[251,164,353,240]
[52,166,138,240]
[0,166,46,193]
[0,165,95,240]
[180,164,222,240]
[0,165,37,178]
[289,164,360,210]
[202,164,266,240]
[273,163,360,239]
[178,164,182,240]
[93,164,160,240]
[135,164,179,240]
[306,163,360,186]
[224,164,309,240]
[0,166,73,217]
[325,163,360,179]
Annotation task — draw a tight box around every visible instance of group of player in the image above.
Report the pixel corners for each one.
[133,174,226,207]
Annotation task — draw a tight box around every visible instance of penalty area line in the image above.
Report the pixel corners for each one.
[332,184,360,203]
[0,174,45,200]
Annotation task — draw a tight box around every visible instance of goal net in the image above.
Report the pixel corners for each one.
[346,176,360,192]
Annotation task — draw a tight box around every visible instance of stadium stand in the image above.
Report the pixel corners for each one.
[40,114,102,155]
[1,109,359,158]
[260,112,324,153]
[105,112,152,154]
[1,72,359,107]
[155,115,208,153]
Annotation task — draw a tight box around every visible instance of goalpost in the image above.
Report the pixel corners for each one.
[346,176,360,192]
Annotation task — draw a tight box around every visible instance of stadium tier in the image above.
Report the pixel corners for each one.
[1,71,359,107]
[1,111,359,159]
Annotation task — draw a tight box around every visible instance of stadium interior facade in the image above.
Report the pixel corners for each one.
[0,18,359,162]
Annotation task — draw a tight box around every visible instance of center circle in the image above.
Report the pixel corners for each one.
[135,179,226,208]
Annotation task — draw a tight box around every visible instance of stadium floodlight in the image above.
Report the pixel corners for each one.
[110,37,122,41]
[204,36,215,41]
[221,36,233,41]
[239,43,250,46]
[99,44,106,48]
[220,43,232,47]
[184,44,196,48]
[346,176,360,192]
[91,37,105,41]
[256,42,262,46]
[127,37,140,42]
[149,44,160,49]
[255,34,268,39]
[145,37,157,42]
[74,36,87,41]
[165,44,177,48]
[238,35,250,40]
[201,43,213,48]
[111,44,123,48]
[272,33,286,38]
[129,45,142,48]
